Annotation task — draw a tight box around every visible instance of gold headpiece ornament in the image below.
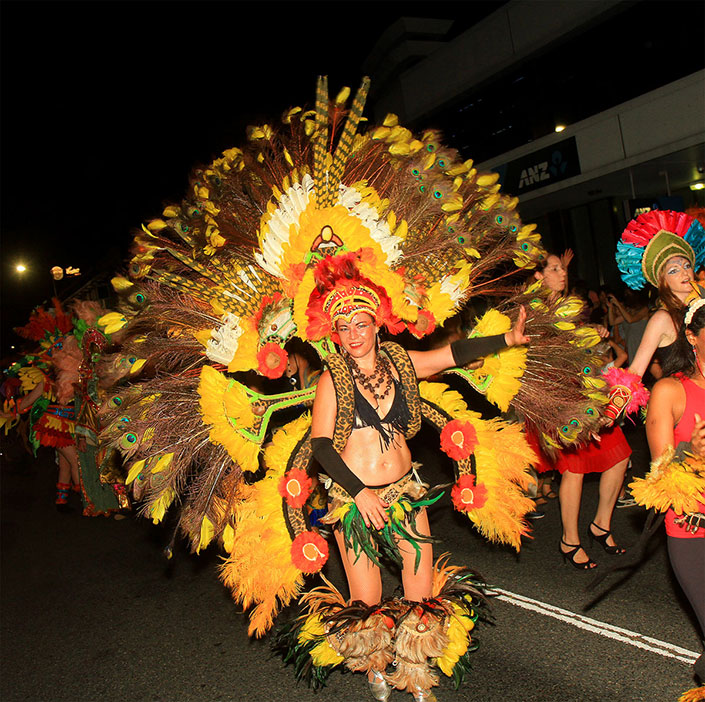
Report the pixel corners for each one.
[324,285,381,328]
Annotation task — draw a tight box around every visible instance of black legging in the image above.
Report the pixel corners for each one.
[667,535,705,680]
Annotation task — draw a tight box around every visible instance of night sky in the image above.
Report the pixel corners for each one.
[0,1,501,355]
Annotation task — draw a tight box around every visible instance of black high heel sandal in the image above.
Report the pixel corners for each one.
[588,521,626,555]
[559,539,597,570]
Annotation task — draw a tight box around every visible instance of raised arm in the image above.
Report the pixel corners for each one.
[409,305,529,379]
[607,338,628,368]
[607,297,625,327]
[16,381,45,411]
[614,299,649,324]
[0,380,46,420]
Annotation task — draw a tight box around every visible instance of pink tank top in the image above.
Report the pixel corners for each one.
[666,375,705,539]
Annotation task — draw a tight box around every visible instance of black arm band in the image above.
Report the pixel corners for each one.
[450,334,507,366]
[311,437,366,498]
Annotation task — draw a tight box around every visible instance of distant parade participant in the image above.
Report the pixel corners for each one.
[607,210,705,418]
[632,284,705,691]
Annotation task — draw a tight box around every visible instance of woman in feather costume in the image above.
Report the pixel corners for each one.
[307,257,528,701]
[99,76,613,700]
[4,301,81,507]
[635,284,705,690]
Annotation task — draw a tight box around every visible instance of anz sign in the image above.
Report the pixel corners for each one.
[518,162,551,189]
[494,137,581,195]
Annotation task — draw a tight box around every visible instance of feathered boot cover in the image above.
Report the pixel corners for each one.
[385,599,448,693]
[386,555,488,693]
[274,577,395,689]
[328,604,396,677]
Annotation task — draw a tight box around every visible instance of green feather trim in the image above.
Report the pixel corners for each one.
[28,395,50,456]
[273,617,339,690]
[339,486,445,571]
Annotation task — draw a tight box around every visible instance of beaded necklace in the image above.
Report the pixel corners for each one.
[345,351,393,408]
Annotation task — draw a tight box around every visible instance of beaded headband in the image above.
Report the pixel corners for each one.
[324,285,381,328]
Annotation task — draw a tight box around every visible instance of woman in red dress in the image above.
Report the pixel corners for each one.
[643,291,705,683]
[533,253,632,569]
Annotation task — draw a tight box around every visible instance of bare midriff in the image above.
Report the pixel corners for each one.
[339,425,411,487]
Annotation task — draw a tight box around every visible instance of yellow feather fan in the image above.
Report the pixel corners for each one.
[198,365,260,474]
[0,401,19,434]
[431,557,477,677]
[219,413,312,638]
[458,309,527,412]
[419,382,535,550]
[629,447,705,515]
[19,367,53,398]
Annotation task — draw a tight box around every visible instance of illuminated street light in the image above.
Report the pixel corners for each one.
[690,181,705,191]
[554,124,566,133]
[15,263,27,273]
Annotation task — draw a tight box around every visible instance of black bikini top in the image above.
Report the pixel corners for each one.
[352,376,411,451]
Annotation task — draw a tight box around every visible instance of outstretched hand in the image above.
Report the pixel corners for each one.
[561,248,575,269]
[504,305,530,347]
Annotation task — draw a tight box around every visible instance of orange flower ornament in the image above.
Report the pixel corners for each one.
[451,475,488,513]
[256,342,288,379]
[278,468,313,509]
[290,531,329,573]
[440,419,478,460]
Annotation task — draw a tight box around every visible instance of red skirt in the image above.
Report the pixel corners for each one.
[525,431,553,473]
[555,425,631,475]
[35,405,75,449]
[526,425,631,475]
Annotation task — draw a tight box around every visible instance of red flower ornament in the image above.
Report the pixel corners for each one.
[451,475,488,513]
[256,342,288,379]
[440,419,478,460]
[291,531,329,573]
[278,468,313,508]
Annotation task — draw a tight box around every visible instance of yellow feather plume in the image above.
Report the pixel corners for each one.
[219,414,312,637]
[19,367,49,396]
[419,382,535,550]
[435,601,475,676]
[463,310,527,411]
[678,685,705,702]
[629,447,705,515]
[198,366,260,473]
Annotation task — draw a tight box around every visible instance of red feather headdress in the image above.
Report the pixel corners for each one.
[305,253,400,343]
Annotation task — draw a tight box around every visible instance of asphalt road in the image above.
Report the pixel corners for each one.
[1,421,702,702]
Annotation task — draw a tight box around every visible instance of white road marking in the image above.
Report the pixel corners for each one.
[493,588,700,665]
